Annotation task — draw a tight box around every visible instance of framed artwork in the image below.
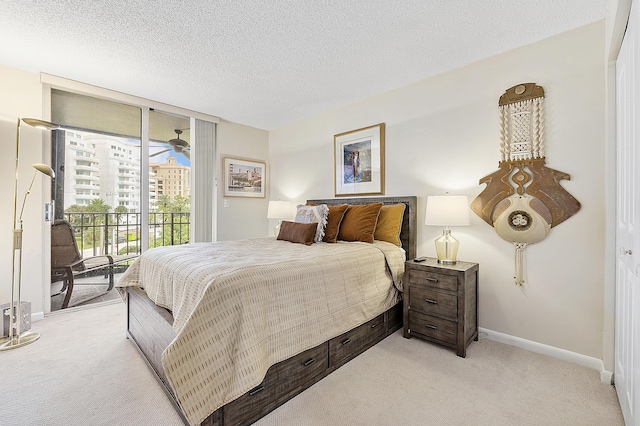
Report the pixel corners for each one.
[334,123,385,196]
[223,157,266,198]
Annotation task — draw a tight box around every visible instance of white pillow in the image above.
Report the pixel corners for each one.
[295,204,329,243]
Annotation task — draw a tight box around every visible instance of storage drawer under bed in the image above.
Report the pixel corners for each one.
[223,342,328,425]
[328,313,385,370]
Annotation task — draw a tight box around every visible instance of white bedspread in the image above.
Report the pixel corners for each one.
[117,238,405,426]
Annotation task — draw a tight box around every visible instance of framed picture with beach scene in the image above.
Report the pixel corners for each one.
[223,157,266,198]
[334,123,385,196]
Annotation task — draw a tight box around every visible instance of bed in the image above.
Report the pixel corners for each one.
[119,196,417,426]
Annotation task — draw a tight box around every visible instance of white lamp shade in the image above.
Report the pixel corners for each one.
[425,195,470,226]
[267,200,291,219]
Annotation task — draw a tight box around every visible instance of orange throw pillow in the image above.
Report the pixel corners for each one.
[323,204,349,243]
[337,203,383,243]
[374,204,406,246]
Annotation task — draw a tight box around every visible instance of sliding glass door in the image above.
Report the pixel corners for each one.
[148,110,191,248]
[49,89,210,310]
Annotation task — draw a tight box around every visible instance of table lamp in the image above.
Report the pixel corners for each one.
[267,200,291,237]
[425,194,470,264]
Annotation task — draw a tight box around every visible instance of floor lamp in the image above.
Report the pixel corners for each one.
[0,118,58,351]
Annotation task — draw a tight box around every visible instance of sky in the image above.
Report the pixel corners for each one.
[149,143,191,166]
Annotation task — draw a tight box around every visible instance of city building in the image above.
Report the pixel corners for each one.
[151,156,191,199]
[63,131,191,213]
[62,131,100,208]
[85,133,142,212]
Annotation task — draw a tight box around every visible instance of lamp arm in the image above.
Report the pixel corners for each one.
[18,171,38,225]
[12,118,21,229]
[5,118,22,341]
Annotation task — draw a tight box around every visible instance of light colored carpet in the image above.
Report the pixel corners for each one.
[1,302,623,426]
[1,302,184,426]
[257,333,624,426]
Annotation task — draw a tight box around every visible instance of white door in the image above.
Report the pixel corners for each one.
[616,1,640,423]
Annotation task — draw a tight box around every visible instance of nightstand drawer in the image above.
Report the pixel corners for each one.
[403,259,478,357]
[409,286,457,320]
[409,310,457,344]
[409,269,457,292]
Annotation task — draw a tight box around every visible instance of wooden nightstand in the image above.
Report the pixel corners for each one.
[403,258,479,357]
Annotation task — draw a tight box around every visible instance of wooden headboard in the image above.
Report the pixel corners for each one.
[306,196,417,260]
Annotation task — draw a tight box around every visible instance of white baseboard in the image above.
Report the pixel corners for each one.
[32,311,44,322]
[479,327,614,384]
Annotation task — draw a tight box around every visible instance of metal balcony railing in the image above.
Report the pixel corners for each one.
[62,212,190,258]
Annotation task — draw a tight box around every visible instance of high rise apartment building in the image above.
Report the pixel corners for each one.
[62,131,186,212]
[63,131,101,208]
[87,134,143,212]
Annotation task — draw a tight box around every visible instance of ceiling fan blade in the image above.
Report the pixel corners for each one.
[149,148,171,157]
[183,150,190,160]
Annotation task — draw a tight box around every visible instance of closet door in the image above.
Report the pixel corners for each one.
[615,0,640,423]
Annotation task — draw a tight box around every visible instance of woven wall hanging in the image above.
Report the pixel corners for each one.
[471,83,581,285]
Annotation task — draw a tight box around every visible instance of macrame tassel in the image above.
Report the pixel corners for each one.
[536,97,545,158]
[514,242,528,285]
[499,105,508,162]
[532,100,540,158]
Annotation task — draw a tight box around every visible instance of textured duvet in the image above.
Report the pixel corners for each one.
[117,238,405,426]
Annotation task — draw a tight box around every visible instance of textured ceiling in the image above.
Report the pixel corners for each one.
[1,1,607,130]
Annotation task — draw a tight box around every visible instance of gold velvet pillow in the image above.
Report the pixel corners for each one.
[374,203,406,246]
[323,204,349,243]
[337,203,383,243]
[277,221,317,245]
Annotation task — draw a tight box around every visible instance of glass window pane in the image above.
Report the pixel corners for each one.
[148,110,191,248]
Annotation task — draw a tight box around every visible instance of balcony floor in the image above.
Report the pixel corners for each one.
[51,272,125,312]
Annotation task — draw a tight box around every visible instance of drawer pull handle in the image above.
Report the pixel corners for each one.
[341,338,352,345]
[370,322,379,329]
[303,358,316,367]
[425,298,438,304]
[425,324,438,330]
[249,385,265,396]
[426,277,439,283]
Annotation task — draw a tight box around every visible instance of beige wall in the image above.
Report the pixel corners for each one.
[216,120,270,241]
[269,22,607,360]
